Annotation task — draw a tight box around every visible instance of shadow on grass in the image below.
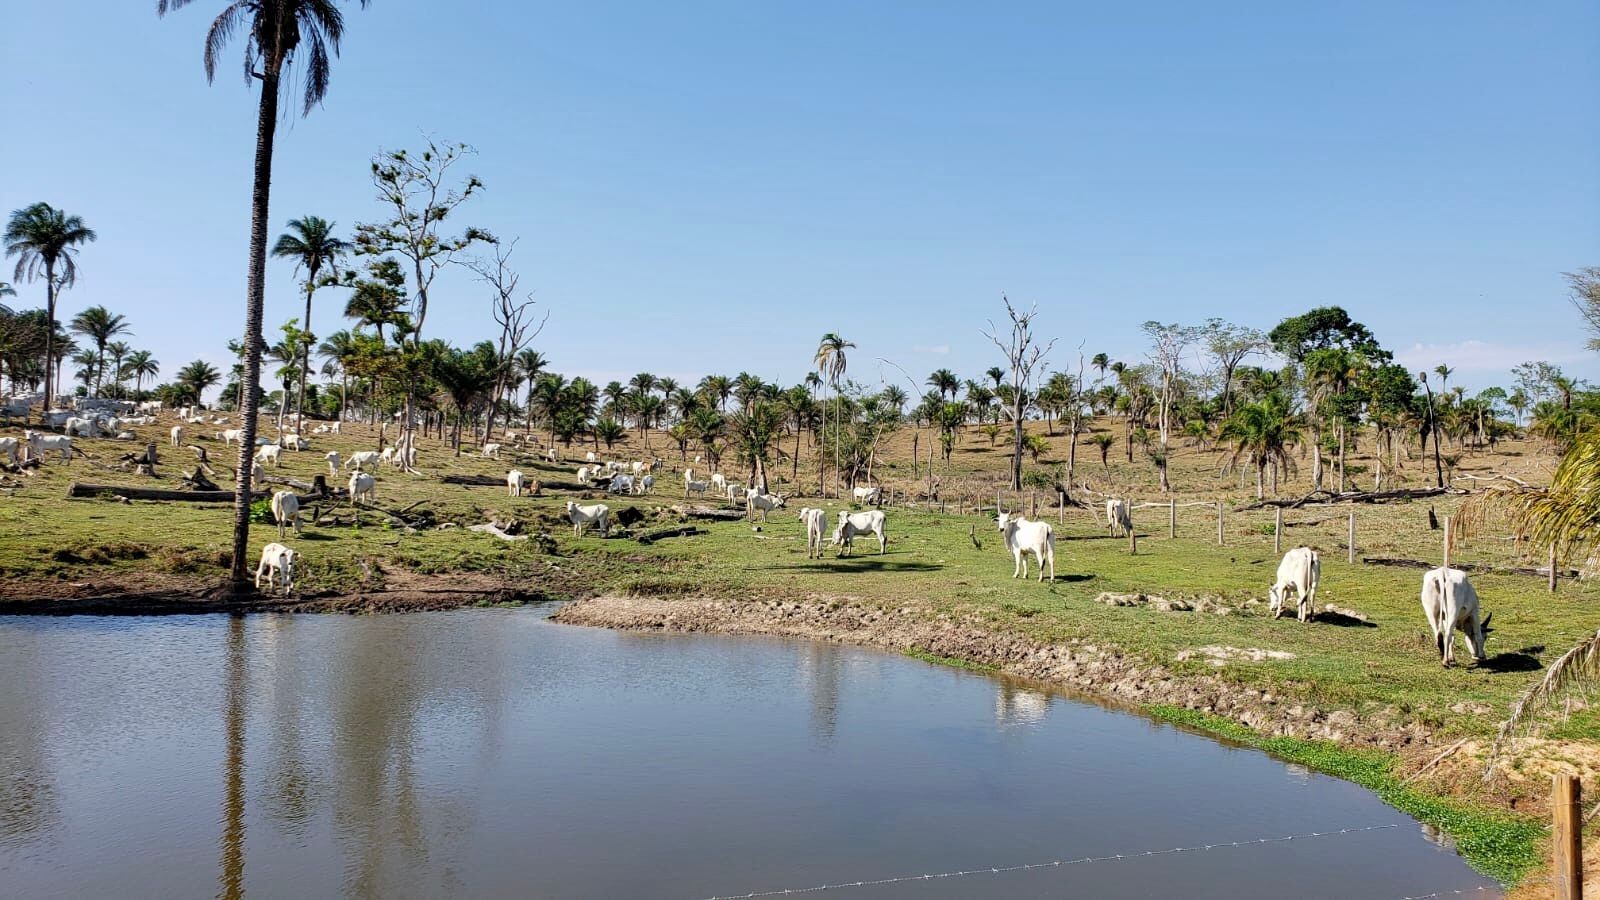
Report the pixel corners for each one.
[1478,652,1543,673]
[1315,610,1378,628]
[297,532,338,542]
[776,558,943,574]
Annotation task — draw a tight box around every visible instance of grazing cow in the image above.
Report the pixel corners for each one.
[219,428,244,446]
[254,542,297,596]
[577,465,594,485]
[270,491,302,540]
[585,451,597,463]
[325,451,341,476]
[630,460,646,476]
[833,509,887,557]
[255,444,282,468]
[1106,499,1133,538]
[566,501,610,537]
[685,478,710,499]
[482,443,502,459]
[329,421,341,434]
[852,485,882,506]
[345,450,381,472]
[170,425,185,447]
[747,491,785,522]
[63,417,98,438]
[726,483,749,504]
[799,507,826,558]
[545,447,559,462]
[634,474,655,495]
[711,473,727,491]
[379,446,396,467]
[997,512,1056,582]
[1269,547,1320,622]
[25,430,72,462]
[0,436,19,466]
[279,433,308,451]
[348,472,377,505]
[609,473,635,494]
[1421,567,1491,667]
[507,470,529,497]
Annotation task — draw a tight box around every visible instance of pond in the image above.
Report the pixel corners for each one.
[0,608,1498,898]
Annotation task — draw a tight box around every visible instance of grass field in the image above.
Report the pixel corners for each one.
[1,410,1595,886]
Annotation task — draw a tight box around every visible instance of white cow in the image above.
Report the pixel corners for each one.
[1269,547,1321,622]
[270,490,302,540]
[348,472,377,505]
[507,470,529,497]
[585,451,597,463]
[1421,567,1491,667]
[329,420,342,435]
[279,433,308,451]
[63,417,98,438]
[630,460,646,476]
[379,446,397,467]
[833,509,887,557]
[609,473,635,494]
[544,447,559,462]
[325,451,341,476]
[25,430,72,462]
[170,425,185,447]
[345,450,381,472]
[998,512,1055,582]
[219,428,244,446]
[566,501,610,537]
[726,483,748,504]
[684,478,710,499]
[799,507,826,558]
[747,491,785,522]
[0,436,19,467]
[634,474,655,495]
[254,444,282,468]
[852,485,882,506]
[254,542,297,595]
[1106,499,1133,538]
[711,473,728,491]
[577,465,594,485]
[482,443,502,459]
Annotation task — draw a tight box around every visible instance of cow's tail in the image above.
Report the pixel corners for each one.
[1427,571,1448,656]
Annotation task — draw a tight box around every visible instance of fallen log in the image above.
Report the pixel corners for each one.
[669,504,745,521]
[67,482,265,502]
[637,525,703,544]
[1361,556,1578,579]
[441,474,503,486]
[1237,486,1460,510]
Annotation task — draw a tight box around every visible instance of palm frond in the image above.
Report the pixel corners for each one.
[1484,629,1600,778]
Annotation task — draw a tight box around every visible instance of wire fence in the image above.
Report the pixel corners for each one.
[699,822,1441,899]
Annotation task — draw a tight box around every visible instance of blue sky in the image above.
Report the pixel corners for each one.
[3,1,1597,400]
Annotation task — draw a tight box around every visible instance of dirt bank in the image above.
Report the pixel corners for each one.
[553,593,1434,752]
[0,571,549,615]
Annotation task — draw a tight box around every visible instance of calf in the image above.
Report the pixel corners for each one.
[482,443,502,459]
[1421,567,1491,667]
[218,428,244,446]
[747,491,785,522]
[1106,499,1133,538]
[254,542,298,596]
[833,509,887,557]
[799,507,826,558]
[254,444,282,468]
[325,451,341,476]
[566,501,610,538]
[348,472,377,505]
[170,425,185,447]
[270,490,302,540]
[507,469,529,497]
[1269,547,1320,622]
[997,512,1055,582]
[345,450,381,472]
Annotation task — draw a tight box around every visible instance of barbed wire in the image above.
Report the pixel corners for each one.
[700,822,1401,899]
[1392,885,1502,900]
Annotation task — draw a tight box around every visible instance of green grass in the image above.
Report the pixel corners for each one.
[903,647,998,673]
[1146,705,1544,885]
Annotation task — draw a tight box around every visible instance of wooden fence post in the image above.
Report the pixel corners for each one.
[1216,501,1224,546]
[1553,774,1582,900]
[1169,499,1176,539]
[1031,489,1038,517]
[1348,511,1356,564]
[1550,545,1559,593]
[1129,525,1137,555]
[1443,516,1452,569]
[1058,491,1065,525]
[1274,508,1282,554]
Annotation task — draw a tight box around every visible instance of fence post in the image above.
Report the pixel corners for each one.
[1443,516,1452,569]
[1274,508,1282,554]
[1129,525,1137,555]
[1031,489,1038,517]
[1216,501,1224,546]
[1550,545,1559,593]
[1553,773,1582,900]
[1169,499,1176,539]
[1058,491,1065,525]
[1347,511,1356,565]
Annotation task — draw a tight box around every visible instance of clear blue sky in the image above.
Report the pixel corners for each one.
[4,1,1597,400]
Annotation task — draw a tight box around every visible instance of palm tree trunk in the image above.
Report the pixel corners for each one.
[228,68,281,589]
[40,269,56,414]
[1256,462,1264,499]
[295,281,316,425]
[1336,420,1347,492]
[1310,423,1324,491]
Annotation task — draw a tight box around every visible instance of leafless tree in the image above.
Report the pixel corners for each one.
[1201,317,1268,415]
[983,297,1056,490]
[468,238,547,446]
[1141,321,1201,493]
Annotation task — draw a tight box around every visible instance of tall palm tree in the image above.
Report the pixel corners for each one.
[105,341,132,395]
[1433,364,1453,394]
[272,215,348,421]
[125,350,160,398]
[515,349,547,431]
[927,368,959,401]
[4,202,96,409]
[814,332,854,497]
[67,305,130,397]
[1220,394,1302,499]
[698,374,732,412]
[1091,353,1110,384]
[317,329,357,420]
[176,359,222,406]
[159,0,369,588]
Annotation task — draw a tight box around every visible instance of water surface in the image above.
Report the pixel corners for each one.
[0,609,1498,898]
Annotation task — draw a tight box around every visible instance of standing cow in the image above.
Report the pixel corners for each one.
[1269,547,1320,622]
[1421,567,1491,667]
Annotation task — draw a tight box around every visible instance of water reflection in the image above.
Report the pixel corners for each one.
[261,616,317,835]
[218,616,248,900]
[802,644,841,743]
[0,630,58,849]
[995,682,1051,727]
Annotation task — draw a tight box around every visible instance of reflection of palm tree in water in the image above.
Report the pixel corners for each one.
[803,645,841,744]
[219,616,248,900]
[261,615,317,834]
[0,636,60,847]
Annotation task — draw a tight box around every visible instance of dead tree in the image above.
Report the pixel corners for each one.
[983,296,1056,490]
[467,238,547,446]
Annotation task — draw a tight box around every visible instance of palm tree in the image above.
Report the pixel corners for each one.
[698,374,733,412]
[1220,394,1302,499]
[125,350,160,398]
[1091,353,1110,384]
[1433,364,1453,394]
[730,401,783,493]
[67,305,130,397]
[814,332,854,497]
[317,329,357,420]
[159,0,369,588]
[272,215,348,421]
[1088,432,1116,469]
[986,366,1005,391]
[105,341,132,395]
[594,417,626,450]
[176,359,222,406]
[4,202,96,408]
[927,368,959,401]
[516,349,547,431]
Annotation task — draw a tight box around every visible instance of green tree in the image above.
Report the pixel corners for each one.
[105,341,132,395]
[125,349,160,398]
[1088,432,1115,469]
[593,417,626,450]
[4,202,96,408]
[272,215,348,421]
[67,305,131,397]
[814,333,854,496]
[175,359,222,406]
[159,0,369,587]
[1220,393,1303,499]
[730,400,783,493]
